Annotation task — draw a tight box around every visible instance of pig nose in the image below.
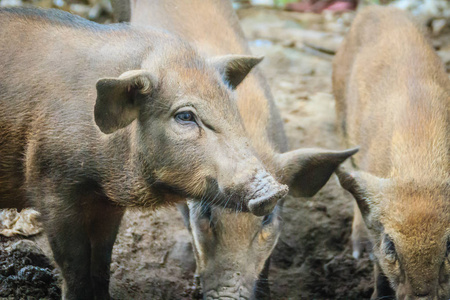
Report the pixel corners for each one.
[247,178,288,216]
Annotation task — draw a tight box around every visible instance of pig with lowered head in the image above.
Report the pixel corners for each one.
[334,6,450,300]
[112,0,358,298]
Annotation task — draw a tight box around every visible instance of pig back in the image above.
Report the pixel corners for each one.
[333,6,450,177]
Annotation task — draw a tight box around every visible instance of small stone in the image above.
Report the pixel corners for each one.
[7,240,44,256]
[0,0,22,7]
[431,19,447,35]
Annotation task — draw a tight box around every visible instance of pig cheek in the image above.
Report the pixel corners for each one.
[257,228,276,246]
[169,118,200,138]
[256,227,279,261]
[192,221,215,271]
[380,255,402,287]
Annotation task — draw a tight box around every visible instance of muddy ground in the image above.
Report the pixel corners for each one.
[1,5,449,300]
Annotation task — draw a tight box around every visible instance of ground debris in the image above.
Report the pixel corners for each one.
[0,209,42,237]
[0,240,61,299]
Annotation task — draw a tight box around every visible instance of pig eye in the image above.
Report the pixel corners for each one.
[262,213,273,226]
[175,111,196,124]
[383,235,397,261]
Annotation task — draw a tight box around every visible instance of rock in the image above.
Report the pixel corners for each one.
[167,233,196,272]
[6,239,44,256]
[69,3,91,18]
[0,0,22,7]
[0,240,60,299]
[390,0,450,18]
[432,18,447,35]
[0,208,42,237]
[88,3,102,20]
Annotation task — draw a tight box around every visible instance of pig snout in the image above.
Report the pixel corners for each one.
[246,171,288,216]
[203,271,252,300]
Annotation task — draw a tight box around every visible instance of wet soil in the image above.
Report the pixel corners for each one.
[1,5,449,300]
[0,238,60,299]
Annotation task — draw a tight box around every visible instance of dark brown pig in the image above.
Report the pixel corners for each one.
[0,7,297,299]
[111,0,358,298]
[333,6,450,300]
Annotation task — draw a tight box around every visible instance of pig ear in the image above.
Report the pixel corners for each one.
[95,70,154,134]
[210,55,263,89]
[335,167,387,229]
[276,147,358,197]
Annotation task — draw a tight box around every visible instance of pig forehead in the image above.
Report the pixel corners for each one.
[381,184,449,224]
[161,68,233,101]
[396,239,447,276]
[384,216,449,260]
[211,210,279,245]
[384,206,449,238]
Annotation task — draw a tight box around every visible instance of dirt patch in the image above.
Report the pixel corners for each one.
[0,238,61,299]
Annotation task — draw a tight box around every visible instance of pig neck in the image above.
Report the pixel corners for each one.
[130,0,288,163]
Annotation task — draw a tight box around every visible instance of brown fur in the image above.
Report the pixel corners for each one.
[1,6,356,300]
[127,0,288,157]
[112,0,358,298]
[0,7,290,299]
[333,6,450,299]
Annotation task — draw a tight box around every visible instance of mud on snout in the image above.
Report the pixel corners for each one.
[215,168,288,217]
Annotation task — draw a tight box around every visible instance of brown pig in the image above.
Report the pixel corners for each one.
[333,6,450,300]
[111,0,358,298]
[0,6,299,299]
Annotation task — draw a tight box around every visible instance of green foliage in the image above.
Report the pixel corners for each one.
[275,0,297,5]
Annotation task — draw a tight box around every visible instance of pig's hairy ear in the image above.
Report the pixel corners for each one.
[95,70,154,134]
[275,147,358,198]
[209,55,263,89]
[335,167,387,229]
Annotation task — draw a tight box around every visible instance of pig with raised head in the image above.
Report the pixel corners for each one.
[0,7,297,299]
[111,0,358,298]
[333,6,450,300]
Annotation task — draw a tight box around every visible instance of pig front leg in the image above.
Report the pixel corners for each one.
[87,201,125,300]
[351,202,372,259]
[40,195,95,300]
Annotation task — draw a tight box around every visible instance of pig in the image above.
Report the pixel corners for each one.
[0,6,356,300]
[0,7,291,299]
[111,0,358,298]
[333,6,450,300]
